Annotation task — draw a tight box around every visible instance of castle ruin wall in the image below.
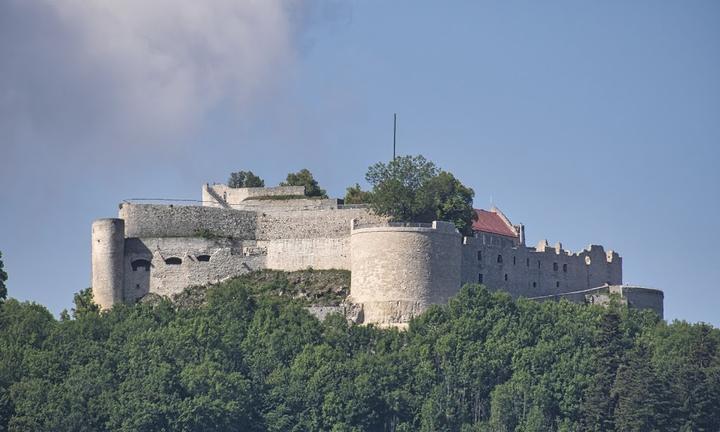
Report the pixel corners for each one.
[122,236,265,301]
[460,235,622,298]
[113,204,386,301]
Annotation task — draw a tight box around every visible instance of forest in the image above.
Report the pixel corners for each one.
[0,271,719,431]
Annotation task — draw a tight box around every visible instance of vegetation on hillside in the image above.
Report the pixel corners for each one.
[365,155,477,235]
[154,270,351,309]
[0,272,718,431]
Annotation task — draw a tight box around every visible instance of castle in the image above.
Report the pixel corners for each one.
[91,184,664,324]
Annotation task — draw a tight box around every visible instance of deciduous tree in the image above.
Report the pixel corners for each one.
[281,169,327,198]
[228,171,265,188]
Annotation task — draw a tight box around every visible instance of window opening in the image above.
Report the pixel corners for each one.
[131,259,151,271]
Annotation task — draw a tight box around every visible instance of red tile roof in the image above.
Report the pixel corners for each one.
[472,209,518,238]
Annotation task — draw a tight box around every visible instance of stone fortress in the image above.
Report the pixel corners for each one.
[91,183,664,325]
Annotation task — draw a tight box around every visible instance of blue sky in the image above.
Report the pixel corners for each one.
[1,0,718,325]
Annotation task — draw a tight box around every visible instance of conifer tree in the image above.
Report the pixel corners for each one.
[0,251,7,302]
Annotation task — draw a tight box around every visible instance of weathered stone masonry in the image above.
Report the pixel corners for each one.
[91,184,664,323]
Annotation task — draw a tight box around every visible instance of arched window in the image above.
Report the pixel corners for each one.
[563,263,568,273]
[131,259,151,271]
[532,281,537,288]
[196,255,211,262]
[497,254,503,264]
[164,257,182,265]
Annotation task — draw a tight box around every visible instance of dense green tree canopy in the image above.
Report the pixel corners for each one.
[281,169,327,198]
[0,276,717,431]
[228,171,265,188]
[365,155,477,235]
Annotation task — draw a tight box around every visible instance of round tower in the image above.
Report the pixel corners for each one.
[91,218,125,310]
[349,221,461,325]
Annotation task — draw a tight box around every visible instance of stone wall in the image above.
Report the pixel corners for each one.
[256,208,383,240]
[236,198,342,211]
[123,236,265,300]
[529,285,664,318]
[349,221,462,324]
[615,286,664,317]
[203,184,305,208]
[114,204,386,299]
[262,238,351,271]
[461,235,622,298]
[119,203,257,239]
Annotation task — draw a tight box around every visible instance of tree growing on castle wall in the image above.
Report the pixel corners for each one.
[343,183,372,204]
[365,155,476,235]
[281,169,327,198]
[228,171,265,188]
[0,251,7,302]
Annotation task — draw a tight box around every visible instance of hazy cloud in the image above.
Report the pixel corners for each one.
[0,0,348,173]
